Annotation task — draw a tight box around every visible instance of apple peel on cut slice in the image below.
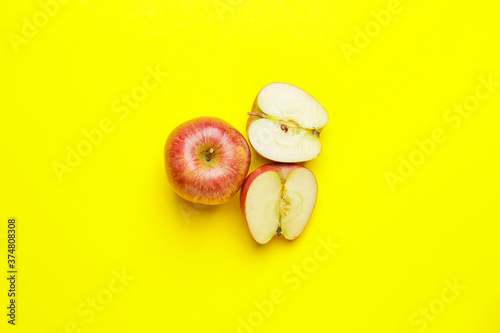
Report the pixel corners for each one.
[247,82,328,163]
[240,164,318,244]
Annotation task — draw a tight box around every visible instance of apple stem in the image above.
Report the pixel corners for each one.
[247,112,265,118]
[205,148,215,162]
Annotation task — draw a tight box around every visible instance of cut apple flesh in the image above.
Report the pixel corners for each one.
[248,82,328,162]
[244,168,318,244]
[248,119,322,162]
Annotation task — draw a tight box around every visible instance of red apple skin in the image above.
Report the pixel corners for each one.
[240,163,305,237]
[164,117,251,205]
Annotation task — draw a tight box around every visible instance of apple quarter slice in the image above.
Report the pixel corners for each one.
[240,164,318,244]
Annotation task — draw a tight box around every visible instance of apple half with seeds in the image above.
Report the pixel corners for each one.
[240,163,318,244]
[247,82,328,162]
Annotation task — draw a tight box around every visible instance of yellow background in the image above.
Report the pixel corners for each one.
[2,0,499,332]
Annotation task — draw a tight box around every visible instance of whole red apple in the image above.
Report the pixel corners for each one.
[165,117,251,205]
[240,163,318,244]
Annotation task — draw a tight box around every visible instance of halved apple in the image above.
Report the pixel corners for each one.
[247,82,328,162]
[240,164,318,244]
